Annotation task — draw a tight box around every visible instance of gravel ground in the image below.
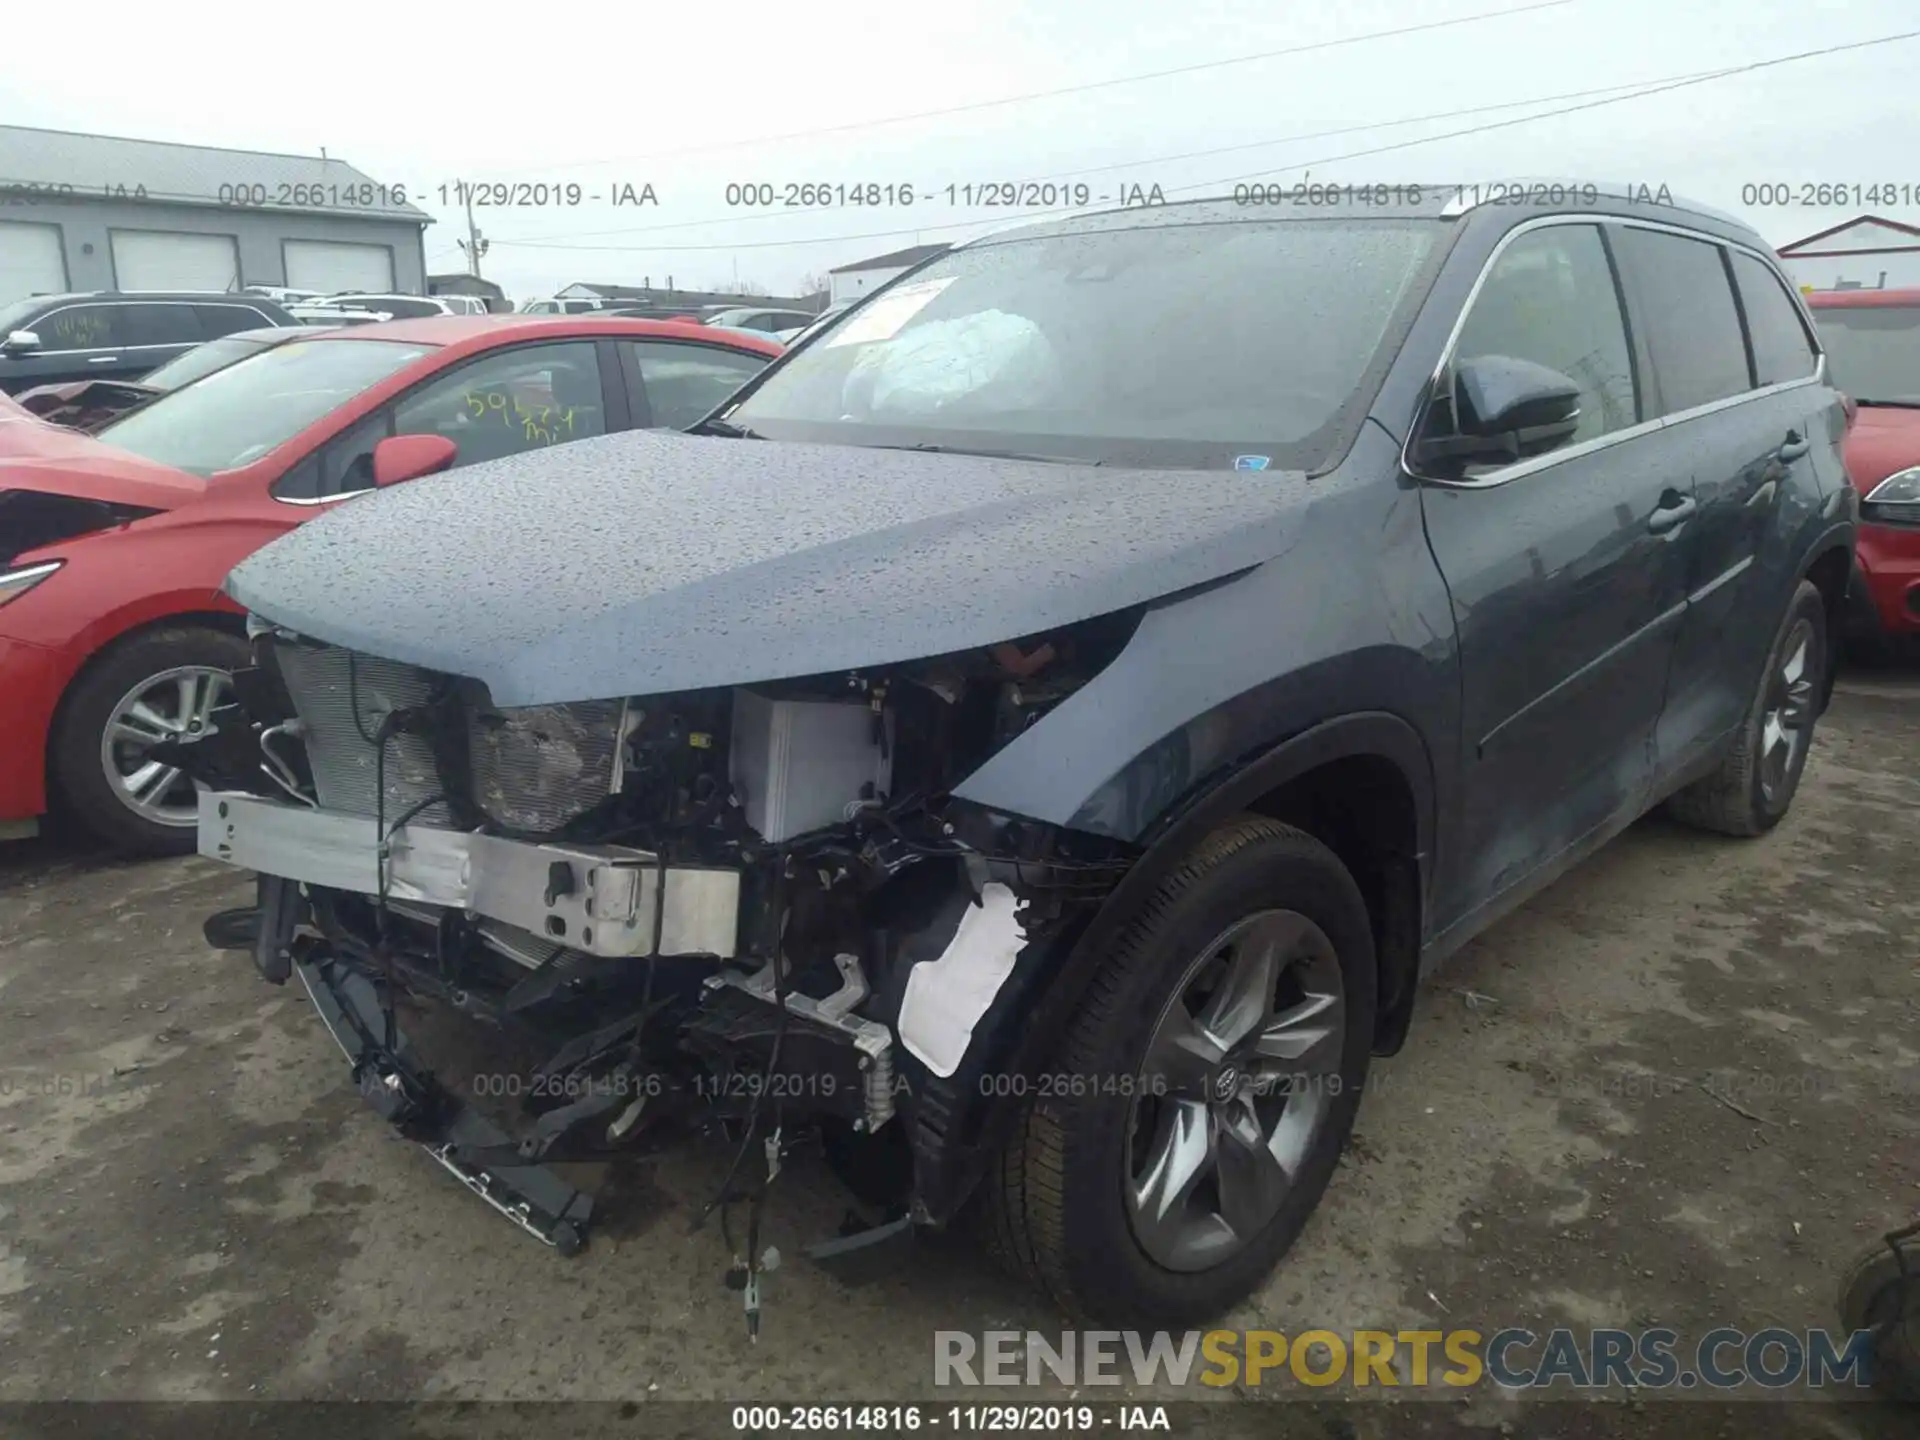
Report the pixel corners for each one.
[0,672,1915,1438]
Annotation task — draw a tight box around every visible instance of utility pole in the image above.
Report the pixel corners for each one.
[457,191,488,278]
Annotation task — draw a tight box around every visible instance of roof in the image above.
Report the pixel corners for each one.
[301,313,785,357]
[968,185,1767,252]
[1803,286,1920,308]
[5,290,293,309]
[0,124,430,222]
[829,243,952,274]
[1779,215,1920,253]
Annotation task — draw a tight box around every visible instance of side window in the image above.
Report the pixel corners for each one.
[392,342,607,467]
[38,304,125,350]
[627,341,771,429]
[120,303,203,347]
[1731,251,1819,386]
[1451,224,1638,450]
[1614,228,1751,413]
[196,304,267,339]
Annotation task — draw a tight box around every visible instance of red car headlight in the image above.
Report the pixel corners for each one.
[1862,466,1920,525]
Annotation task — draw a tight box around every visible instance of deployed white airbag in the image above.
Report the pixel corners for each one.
[843,310,1059,417]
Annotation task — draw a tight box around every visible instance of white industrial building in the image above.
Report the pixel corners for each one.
[827,243,951,305]
[0,125,431,306]
[1776,215,1920,292]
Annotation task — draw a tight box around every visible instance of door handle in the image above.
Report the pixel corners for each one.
[1647,493,1697,534]
[1776,431,1810,463]
[86,354,120,364]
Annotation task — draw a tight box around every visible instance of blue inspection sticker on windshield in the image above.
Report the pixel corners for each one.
[1234,455,1271,471]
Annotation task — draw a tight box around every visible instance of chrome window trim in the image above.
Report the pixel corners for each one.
[1402,212,1828,492]
[274,486,373,507]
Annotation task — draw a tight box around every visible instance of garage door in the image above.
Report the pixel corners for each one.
[110,230,240,291]
[0,221,68,307]
[284,240,394,294]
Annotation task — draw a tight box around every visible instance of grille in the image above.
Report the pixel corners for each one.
[272,641,453,826]
[467,700,624,834]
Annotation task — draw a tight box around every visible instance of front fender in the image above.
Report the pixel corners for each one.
[953,430,1457,848]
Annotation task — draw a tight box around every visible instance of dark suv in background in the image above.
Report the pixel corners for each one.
[187,184,1856,1327]
[0,291,296,391]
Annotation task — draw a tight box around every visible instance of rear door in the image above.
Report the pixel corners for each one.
[1618,230,1838,783]
[617,339,774,429]
[115,302,218,378]
[1419,220,1692,931]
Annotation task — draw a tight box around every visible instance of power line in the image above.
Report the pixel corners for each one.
[477,1,1574,175]
[487,28,1920,256]
[487,70,1717,247]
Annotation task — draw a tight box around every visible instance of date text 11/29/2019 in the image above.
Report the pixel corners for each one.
[731,1404,1172,1431]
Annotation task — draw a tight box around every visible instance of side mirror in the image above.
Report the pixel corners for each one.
[3,329,42,355]
[1413,354,1583,472]
[372,433,458,487]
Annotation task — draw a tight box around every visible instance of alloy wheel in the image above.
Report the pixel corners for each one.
[1126,908,1346,1272]
[97,665,231,827]
[1758,619,1818,805]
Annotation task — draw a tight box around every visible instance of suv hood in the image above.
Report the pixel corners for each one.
[227,429,1313,705]
[0,413,203,509]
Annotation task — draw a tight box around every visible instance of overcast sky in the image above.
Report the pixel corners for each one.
[2,0,1914,301]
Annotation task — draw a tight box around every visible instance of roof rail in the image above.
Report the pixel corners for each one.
[1437,177,1747,230]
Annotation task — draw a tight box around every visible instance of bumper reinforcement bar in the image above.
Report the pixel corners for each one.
[294,950,594,1255]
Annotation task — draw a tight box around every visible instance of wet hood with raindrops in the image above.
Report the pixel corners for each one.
[222,427,1314,705]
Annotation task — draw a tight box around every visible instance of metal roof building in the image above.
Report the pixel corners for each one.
[0,125,431,305]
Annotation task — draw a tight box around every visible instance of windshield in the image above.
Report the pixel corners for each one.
[96,337,432,476]
[138,335,272,392]
[729,218,1441,469]
[1811,303,1920,403]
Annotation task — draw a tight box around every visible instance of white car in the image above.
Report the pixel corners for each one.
[319,293,459,319]
[286,304,389,326]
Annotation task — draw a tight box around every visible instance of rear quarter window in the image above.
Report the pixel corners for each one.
[1730,252,1819,386]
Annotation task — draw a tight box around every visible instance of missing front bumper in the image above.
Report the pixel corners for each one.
[197,789,740,959]
[294,948,596,1254]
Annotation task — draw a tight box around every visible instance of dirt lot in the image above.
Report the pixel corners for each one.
[0,673,1915,1436]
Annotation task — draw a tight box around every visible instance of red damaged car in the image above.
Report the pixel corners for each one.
[0,316,781,855]
[1805,289,1920,652]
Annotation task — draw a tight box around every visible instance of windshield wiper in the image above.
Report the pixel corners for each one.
[687,415,765,438]
[1853,397,1920,409]
[867,442,1102,466]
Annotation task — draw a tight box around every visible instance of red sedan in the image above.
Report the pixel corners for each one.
[0,315,781,854]
[1805,289,1920,652]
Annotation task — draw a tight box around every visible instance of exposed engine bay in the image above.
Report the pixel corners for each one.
[185,611,1147,1336]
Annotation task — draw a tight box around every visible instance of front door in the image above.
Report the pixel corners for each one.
[1418,221,1694,934]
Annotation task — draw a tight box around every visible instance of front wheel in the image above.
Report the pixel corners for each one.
[977,816,1377,1324]
[49,624,251,858]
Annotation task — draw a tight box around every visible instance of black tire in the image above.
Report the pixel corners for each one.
[1836,1237,1920,1399]
[49,623,251,858]
[1666,580,1827,837]
[977,815,1377,1325]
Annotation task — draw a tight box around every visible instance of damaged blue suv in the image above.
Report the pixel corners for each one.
[186,184,1856,1327]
